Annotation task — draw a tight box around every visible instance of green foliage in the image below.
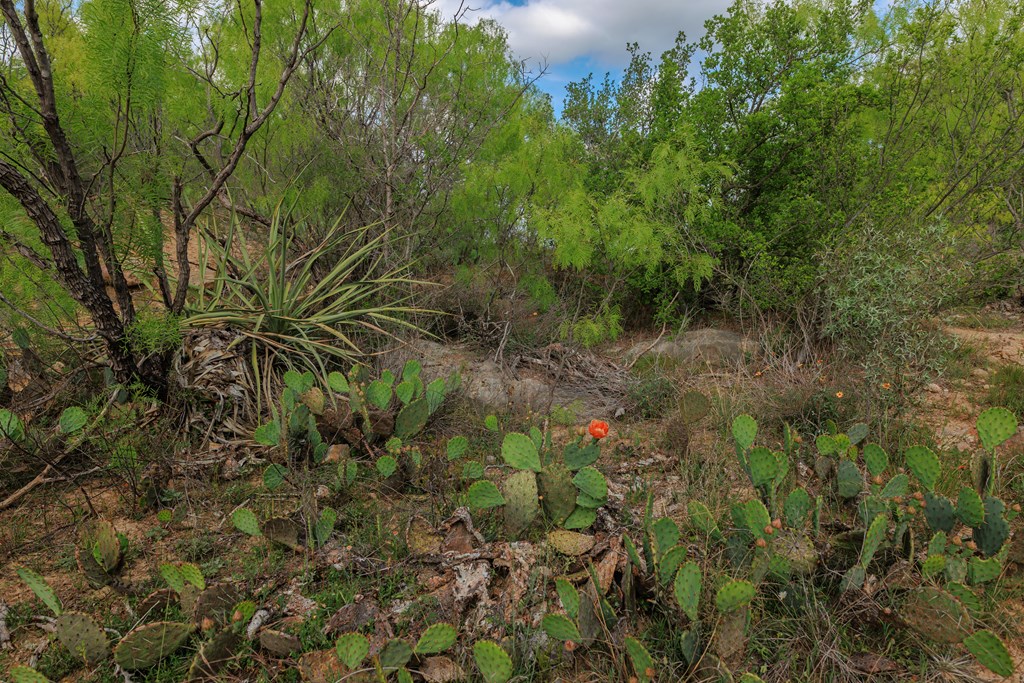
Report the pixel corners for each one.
[335,633,369,669]
[473,640,513,683]
[964,630,1014,677]
[17,568,62,616]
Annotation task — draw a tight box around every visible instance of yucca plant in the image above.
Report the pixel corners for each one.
[186,201,427,407]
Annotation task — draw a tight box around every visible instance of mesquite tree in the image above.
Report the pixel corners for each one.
[0,0,331,392]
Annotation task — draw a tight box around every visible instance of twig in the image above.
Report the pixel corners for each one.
[0,601,10,650]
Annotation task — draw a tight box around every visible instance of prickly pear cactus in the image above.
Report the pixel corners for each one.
[732,415,757,452]
[972,496,1010,558]
[923,492,956,534]
[538,464,576,525]
[394,398,429,439]
[715,579,755,614]
[189,627,241,680]
[9,666,52,683]
[674,561,701,621]
[625,636,655,683]
[862,444,888,477]
[679,390,711,423]
[261,517,303,550]
[836,459,862,499]
[473,640,513,683]
[964,630,1014,677]
[16,567,62,616]
[502,470,539,536]
[687,500,722,540]
[55,611,109,664]
[784,488,812,528]
[904,445,940,491]
[467,480,505,509]
[501,433,541,472]
[968,557,1003,584]
[955,487,985,526]
[976,407,1016,452]
[859,513,887,568]
[901,587,971,644]
[747,447,778,487]
[415,623,457,654]
[231,508,262,536]
[192,583,242,628]
[335,632,370,669]
[114,621,195,670]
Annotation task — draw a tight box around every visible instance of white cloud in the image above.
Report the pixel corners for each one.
[435,0,731,67]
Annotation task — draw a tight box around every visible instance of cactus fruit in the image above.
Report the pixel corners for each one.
[964,630,1014,677]
[55,611,109,664]
[16,567,62,616]
[976,407,1017,452]
[904,446,940,490]
[716,579,755,613]
[501,433,541,472]
[414,623,457,654]
[860,513,888,568]
[901,587,971,644]
[114,621,194,670]
[862,444,888,477]
[394,398,429,439]
[542,614,581,643]
[625,637,655,683]
[467,480,505,509]
[836,459,862,499]
[192,583,242,627]
[784,488,812,528]
[502,470,539,535]
[972,496,1010,557]
[732,415,757,451]
[747,447,778,487]
[335,632,370,669]
[473,640,513,683]
[188,627,240,680]
[262,517,303,550]
[572,467,607,503]
[674,561,701,621]
[538,464,577,524]
[687,500,723,542]
[679,390,711,423]
[956,487,985,526]
[920,492,954,533]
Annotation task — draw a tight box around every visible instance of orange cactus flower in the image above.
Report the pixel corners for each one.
[835,391,844,399]
[588,419,610,440]
[881,382,892,390]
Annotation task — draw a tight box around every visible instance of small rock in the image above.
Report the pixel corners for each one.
[323,599,378,636]
[925,383,942,393]
[421,656,465,683]
[971,368,989,379]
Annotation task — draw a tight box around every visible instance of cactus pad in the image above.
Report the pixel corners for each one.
[862,444,888,477]
[501,433,541,472]
[538,464,577,524]
[715,579,755,613]
[847,423,869,445]
[964,630,1014,677]
[414,623,457,654]
[904,445,940,490]
[542,614,581,643]
[192,583,242,627]
[836,459,862,499]
[473,640,513,683]
[679,390,711,423]
[16,567,62,616]
[659,545,688,585]
[922,492,955,533]
[502,470,539,535]
[976,408,1017,452]
[687,500,722,540]
[880,473,909,499]
[625,637,655,683]
[555,578,580,618]
[774,532,818,576]
[901,587,971,644]
[55,611,109,664]
[784,488,812,528]
[860,513,888,568]
[563,442,600,470]
[840,565,865,591]
[652,517,680,558]
[335,632,369,669]
[547,529,595,556]
[262,517,303,550]
[9,667,52,683]
[467,480,505,509]
[136,589,177,617]
[572,467,607,503]
[189,627,240,680]
[715,607,748,661]
[259,629,302,655]
[674,561,701,621]
[394,398,429,439]
[732,415,757,451]
[747,447,778,487]
[563,506,597,529]
[378,639,413,670]
[956,487,985,526]
[973,496,1010,557]
[968,557,1003,584]
[232,508,261,536]
[114,621,195,670]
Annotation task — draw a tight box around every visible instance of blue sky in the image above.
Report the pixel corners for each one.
[436,0,733,114]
